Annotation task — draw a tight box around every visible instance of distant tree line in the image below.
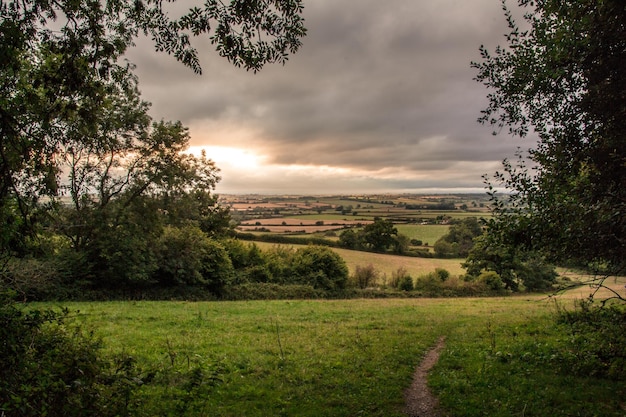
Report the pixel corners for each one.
[404,203,456,210]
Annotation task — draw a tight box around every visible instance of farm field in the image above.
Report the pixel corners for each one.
[226,194,490,258]
[43,282,626,417]
[225,194,490,235]
[394,224,449,245]
[251,241,466,277]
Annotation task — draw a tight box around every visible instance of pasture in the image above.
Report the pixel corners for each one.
[41,281,626,416]
[251,241,466,277]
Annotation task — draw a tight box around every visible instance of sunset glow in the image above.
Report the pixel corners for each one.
[128,0,526,195]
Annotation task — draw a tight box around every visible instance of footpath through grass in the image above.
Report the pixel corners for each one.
[40,294,625,416]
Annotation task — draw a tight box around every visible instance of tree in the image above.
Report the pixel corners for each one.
[0,0,306,257]
[362,218,397,252]
[434,217,483,257]
[338,229,360,250]
[48,118,228,288]
[463,233,557,291]
[473,0,625,277]
[393,233,411,254]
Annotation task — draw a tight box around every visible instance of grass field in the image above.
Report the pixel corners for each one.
[394,224,449,245]
[251,241,466,277]
[40,283,625,416]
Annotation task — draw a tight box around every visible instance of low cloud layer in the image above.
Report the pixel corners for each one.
[126,0,530,194]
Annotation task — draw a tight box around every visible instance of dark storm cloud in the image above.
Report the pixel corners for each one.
[126,0,526,193]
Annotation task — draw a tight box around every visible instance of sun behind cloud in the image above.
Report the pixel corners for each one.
[187,146,265,171]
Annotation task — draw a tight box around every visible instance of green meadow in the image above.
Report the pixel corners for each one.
[394,224,450,245]
[38,287,626,416]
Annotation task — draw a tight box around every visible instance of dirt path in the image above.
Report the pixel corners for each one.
[404,336,446,417]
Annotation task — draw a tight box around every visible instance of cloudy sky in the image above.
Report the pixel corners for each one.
[127,0,529,195]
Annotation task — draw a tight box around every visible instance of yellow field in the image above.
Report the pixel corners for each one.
[251,241,465,278]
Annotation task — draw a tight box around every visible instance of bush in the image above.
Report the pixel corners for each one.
[155,226,233,294]
[389,267,410,289]
[0,293,141,416]
[516,255,558,291]
[350,264,379,289]
[398,275,414,291]
[292,246,349,291]
[556,302,626,380]
[414,272,441,293]
[434,268,450,282]
[1,257,61,300]
[223,283,323,300]
[478,270,504,291]
[263,245,296,284]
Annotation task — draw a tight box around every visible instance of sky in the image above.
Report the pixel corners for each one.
[126,0,529,195]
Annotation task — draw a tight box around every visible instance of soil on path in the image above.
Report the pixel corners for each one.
[404,336,446,417]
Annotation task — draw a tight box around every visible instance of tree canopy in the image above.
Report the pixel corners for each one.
[0,0,306,257]
[473,0,625,275]
[0,0,306,295]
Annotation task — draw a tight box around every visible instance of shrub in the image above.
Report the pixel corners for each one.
[389,267,410,289]
[351,264,379,289]
[398,275,414,291]
[414,272,442,293]
[0,293,141,416]
[292,246,349,291]
[155,226,234,294]
[2,257,61,300]
[434,268,450,282]
[223,283,323,300]
[556,302,626,380]
[478,270,504,291]
[516,255,558,291]
[242,264,273,283]
[263,245,296,284]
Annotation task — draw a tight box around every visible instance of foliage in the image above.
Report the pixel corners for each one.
[392,233,411,254]
[433,217,483,257]
[1,257,62,300]
[0,293,141,416]
[397,275,414,292]
[556,302,626,380]
[1,0,305,258]
[350,264,379,289]
[155,226,234,291]
[477,270,504,291]
[473,0,626,277]
[389,266,411,289]
[463,233,558,291]
[292,246,349,291]
[362,218,398,252]
[338,219,400,253]
[434,268,450,282]
[338,228,361,250]
[223,283,323,300]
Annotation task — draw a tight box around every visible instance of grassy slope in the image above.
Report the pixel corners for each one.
[251,241,465,277]
[51,289,625,416]
[394,224,449,244]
